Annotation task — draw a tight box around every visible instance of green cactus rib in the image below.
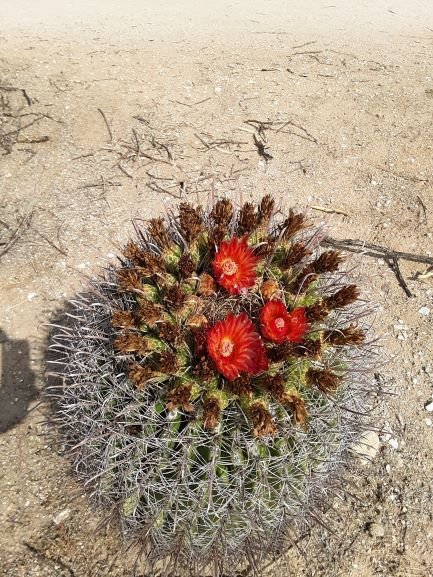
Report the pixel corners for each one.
[47,197,381,576]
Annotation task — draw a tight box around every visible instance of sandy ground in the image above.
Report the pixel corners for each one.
[1,1,433,575]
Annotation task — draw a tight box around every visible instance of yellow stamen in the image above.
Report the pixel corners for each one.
[219,338,234,357]
[221,259,238,276]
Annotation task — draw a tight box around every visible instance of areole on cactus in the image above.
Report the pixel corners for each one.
[48,195,380,576]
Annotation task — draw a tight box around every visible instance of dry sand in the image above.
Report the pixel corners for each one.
[1,1,433,576]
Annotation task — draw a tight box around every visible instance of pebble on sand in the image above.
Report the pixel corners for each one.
[53,508,71,525]
[352,431,380,465]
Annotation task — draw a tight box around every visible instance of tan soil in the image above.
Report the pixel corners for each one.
[1,2,432,576]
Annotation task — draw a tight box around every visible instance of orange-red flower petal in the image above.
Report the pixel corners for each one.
[260,301,308,343]
[206,313,269,381]
[212,236,260,295]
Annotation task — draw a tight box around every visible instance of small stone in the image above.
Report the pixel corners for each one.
[419,306,430,317]
[352,431,380,464]
[424,418,432,426]
[367,522,385,538]
[53,508,71,525]
[425,401,433,412]
[388,438,399,450]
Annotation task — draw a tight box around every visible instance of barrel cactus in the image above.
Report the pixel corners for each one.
[48,195,379,576]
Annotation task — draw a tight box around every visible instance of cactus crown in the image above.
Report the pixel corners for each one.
[49,195,379,576]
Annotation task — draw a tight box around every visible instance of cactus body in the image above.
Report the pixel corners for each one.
[48,196,380,576]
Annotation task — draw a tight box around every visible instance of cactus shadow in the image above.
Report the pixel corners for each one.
[0,327,39,433]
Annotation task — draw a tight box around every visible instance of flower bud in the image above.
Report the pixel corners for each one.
[260,279,280,301]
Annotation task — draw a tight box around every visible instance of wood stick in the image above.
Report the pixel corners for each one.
[324,237,433,266]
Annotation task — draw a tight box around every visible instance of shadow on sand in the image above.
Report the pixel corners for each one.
[0,327,39,433]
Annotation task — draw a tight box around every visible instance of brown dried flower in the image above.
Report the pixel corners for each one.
[179,203,203,243]
[166,381,194,413]
[253,239,276,258]
[311,251,344,274]
[306,368,342,394]
[122,240,150,266]
[157,322,184,346]
[136,300,161,328]
[280,242,312,269]
[324,325,365,346]
[203,396,222,430]
[128,363,153,390]
[324,285,360,310]
[208,224,226,248]
[210,199,234,227]
[256,194,275,229]
[178,253,196,279]
[163,284,187,310]
[280,209,307,240]
[158,351,179,375]
[238,201,257,235]
[263,374,286,402]
[285,393,308,427]
[250,401,277,437]
[111,310,136,330]
[117,268,143,292]
[114,333,149,356]
[228,374,253,397]
[148,217,171,250]
[305,302,329,322]
[193,357,215,382]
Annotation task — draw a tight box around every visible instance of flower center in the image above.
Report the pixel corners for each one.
[274,317,286,330]
[221,258,238,276]
[219,338,234,357]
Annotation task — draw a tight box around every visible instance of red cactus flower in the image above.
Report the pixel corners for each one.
[260,301,308,344]
[212,236,260,295]
[206,313,268,381]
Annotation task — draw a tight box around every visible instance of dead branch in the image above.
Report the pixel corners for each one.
[324,236,433,297]
[324,237,433,267]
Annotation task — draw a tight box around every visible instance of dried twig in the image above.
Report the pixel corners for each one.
[376,164,429,183]
[387,255,412,297]
[97,107,113,143]
[291,40,317,49]
[71,152,95,161]
[324,237,433,267]
[24,541,75,577]
[29,224,68,257]
[253,134,273,161]
[16,135,49,144]
[310,206,349,217]
[324,236,433,297]
[0,211,33,260]
[80,178,121,190]
[416,195,428,224]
